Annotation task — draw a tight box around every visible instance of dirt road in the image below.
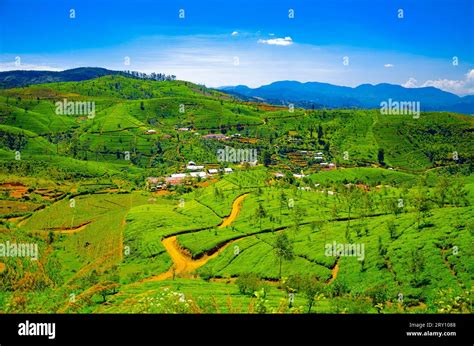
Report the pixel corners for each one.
[145,193,249,281]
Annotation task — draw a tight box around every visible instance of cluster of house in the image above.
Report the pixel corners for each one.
[146,161,233,191]
[143,128,253,145]
[272,172,313,179]
[201,133,242,141]
[294,150,336,169]
[311,151,336,168]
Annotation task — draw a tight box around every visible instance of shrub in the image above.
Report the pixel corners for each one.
[199,267,213,282]
[329,278,349,297]
[365,284,390,305]
[236,273,262,295]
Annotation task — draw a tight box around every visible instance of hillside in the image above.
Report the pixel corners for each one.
[0,73,472,315]
[0,67,129,89]
[0,67,179,89]
[0,74,472,177]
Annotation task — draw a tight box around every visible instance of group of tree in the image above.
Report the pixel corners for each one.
[122,70,176,81]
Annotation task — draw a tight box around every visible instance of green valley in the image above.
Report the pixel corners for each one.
[0,74,472,314]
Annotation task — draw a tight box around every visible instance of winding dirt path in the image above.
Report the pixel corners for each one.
[144,193,249,281]
[218,194,247,228]
[327,258,340,284]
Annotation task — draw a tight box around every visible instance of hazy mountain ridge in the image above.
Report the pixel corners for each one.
[1,68,472,114]
[221,80,474,114]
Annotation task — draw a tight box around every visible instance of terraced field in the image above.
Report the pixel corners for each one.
[0,75,472,314]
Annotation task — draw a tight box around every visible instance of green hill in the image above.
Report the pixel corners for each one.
[0,73,472,314]
[0,75,472,178]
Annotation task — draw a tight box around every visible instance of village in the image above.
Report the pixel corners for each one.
[146,143,337,192]
[146,161,234,191]
[144,126,341,191]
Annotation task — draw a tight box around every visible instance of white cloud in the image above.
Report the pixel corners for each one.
[258,36,293,46]
[402,69,474,95]
[402,77,418,88]
[422,79,468,94]
[384,64,394,68]
[0,62,62,71]
[466,69,474,81]
[231,31,239,36]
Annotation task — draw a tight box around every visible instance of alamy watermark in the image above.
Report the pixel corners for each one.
[217,146,257,163]
[55,98,96,119]
[18,320,55,339]
[325,241,365,261]
[380,98,420,119]
[0,241,38,260]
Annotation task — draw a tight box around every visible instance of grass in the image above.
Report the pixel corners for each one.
[0,74,472,314]
[309,167,417,186]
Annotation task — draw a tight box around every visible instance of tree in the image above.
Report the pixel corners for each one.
[341,185,358,228]
[262,150,272,166]
[47,231,55,244]
[387,197,402,218]
[236,273,262,295]
[255,203,267,230]
[434,175,450,207]
[317,125,323,140]
[411,182,432,228]
[301,276,324,313]
[377,236,387,257]
[273,233,295,279]
[447,177,469,207]
[410,248,427,287]
[387,219,397,240]
[377,148,385,165]
[96,281,120,303]
[279,191,287,216]
[292,205,306,238]
[360,259,366,272]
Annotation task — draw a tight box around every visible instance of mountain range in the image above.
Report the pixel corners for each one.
[0,67,130,89]
[0,68,472,114]
[220,81,474,114]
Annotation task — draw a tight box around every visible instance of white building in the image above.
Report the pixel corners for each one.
[189,172,207,178]
[186,161,204,171]
[170,173,187,179]
[187,164,205,171]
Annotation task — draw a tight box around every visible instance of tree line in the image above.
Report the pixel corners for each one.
[122,70,176,81]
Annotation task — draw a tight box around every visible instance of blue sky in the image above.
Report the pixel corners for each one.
[0,0,473,94]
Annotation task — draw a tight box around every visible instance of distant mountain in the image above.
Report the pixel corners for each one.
[0,67,176,89]
[2,69,473,114]
[0,67,129,88]
[220,81,474,114]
